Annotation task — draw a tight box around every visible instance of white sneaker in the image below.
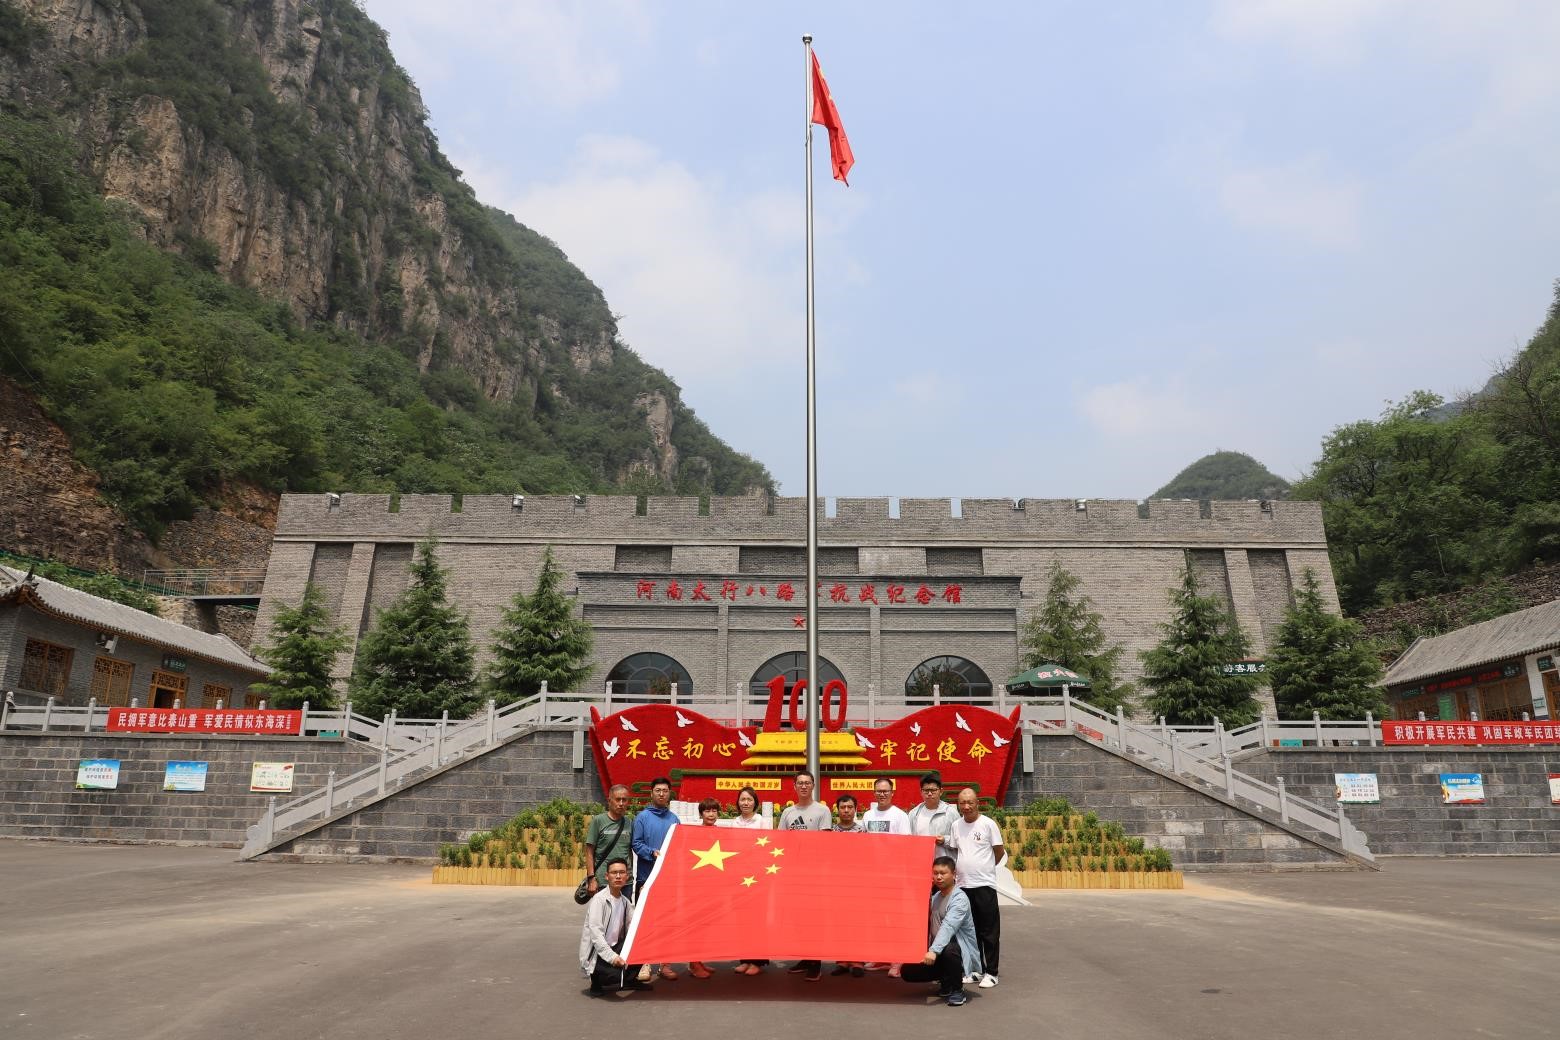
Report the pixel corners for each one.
[962,974,977,985]
[636,964,652,983]
[979,974,998,989]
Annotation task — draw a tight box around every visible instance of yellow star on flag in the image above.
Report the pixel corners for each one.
[741,876,756,887]
[770,846,785,858]
[766,864,780,875]
[690,840,739,871]
[754,836,770,847]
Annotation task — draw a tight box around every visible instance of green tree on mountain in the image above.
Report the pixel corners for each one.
[1019,561,1133,713]
[484,548,594,704]
[250,582,349,710]
[1267,570,1385,721]
[1152,451,1290,501]
[1140,568,1262,726]
[350,538,479,719]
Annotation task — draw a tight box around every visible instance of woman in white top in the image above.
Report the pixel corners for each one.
[729,787,769,975]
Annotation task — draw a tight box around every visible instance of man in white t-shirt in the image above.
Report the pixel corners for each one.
[861,777,911,835]
[777,771,831,981]
[907,773,954,860]
[946,787,1004,989]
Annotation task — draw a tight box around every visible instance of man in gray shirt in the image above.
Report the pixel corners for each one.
[778,770,831,980]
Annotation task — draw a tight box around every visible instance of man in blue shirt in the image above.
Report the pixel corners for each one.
[899,855,979,1006]
[629,776,679,982]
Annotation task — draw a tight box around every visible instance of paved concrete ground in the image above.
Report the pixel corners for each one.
[1,842,1557,1039]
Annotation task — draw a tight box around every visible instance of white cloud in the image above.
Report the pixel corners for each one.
[482,134,850,379]
[1219,156,1362,249]
[1078,376,1212,441]
[364,0,651,108]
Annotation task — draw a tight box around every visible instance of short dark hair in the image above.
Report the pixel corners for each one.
[835,793,857,808]
[698,797,721,813]
[795,770,814,782]
[649,777,672,791]
[605,857,631,872]
[933,855,956,870]
[920,772,943,789]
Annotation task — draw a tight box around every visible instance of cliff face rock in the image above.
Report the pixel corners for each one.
[7,0,639,410]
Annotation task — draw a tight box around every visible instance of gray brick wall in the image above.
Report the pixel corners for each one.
[1237,748,1560,856]
[0,734,380,846]
[1009,735,1349,872]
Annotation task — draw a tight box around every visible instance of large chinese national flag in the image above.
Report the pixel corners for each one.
[623,827,932,964]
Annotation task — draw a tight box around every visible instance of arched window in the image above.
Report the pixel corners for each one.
[749,652,845,726]
[905,656,992,704]
[606,653,693,699]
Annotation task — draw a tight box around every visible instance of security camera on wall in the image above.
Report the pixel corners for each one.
[96,633,118,654]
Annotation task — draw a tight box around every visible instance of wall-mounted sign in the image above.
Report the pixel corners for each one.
[1383,720,1560,745]
[1549,774,1560,806]
[631,579,964,606]
[250,762,295,793]
[163,761,208,792]
[1421,662,1523,695]
[75,759,120,790]
[160,655,189,673]
[1538,656,1555,672]
[1440,773,1485,805]
[107,708,302,735]
[1222,660,1266,675]
[588,694,1021,811]
[1334,773,1380,804]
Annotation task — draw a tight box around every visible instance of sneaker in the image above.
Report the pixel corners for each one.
[887,965,901,979]
[936,986,954,999]
[637,965,652,983]
[850,965,866,978]
[658,966,679,981]
[979,974,998,989]
[806,964,822,982]
[946,991,969,1006]
[962,974,977,985]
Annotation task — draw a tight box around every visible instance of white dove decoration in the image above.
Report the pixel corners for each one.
[676,712,694,728]
[910,721,922,736]
[738,730,754,748]
[954,712,971,733]
[620,717,639,733]
[991,730,1010,748]
[602,736,621,759]
[855,731,875,749]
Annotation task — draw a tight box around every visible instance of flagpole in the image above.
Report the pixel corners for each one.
[802,33,821,784]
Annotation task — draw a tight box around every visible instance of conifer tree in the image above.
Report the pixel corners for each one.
[484,547,594,704]
[1019,561,1134,713]
[250,582,349,709]
[1140,568,1262,726]
[350,537,479,719]
[1268,569,1387,720]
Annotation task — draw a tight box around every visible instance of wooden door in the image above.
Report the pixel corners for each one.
[150,670,188,709]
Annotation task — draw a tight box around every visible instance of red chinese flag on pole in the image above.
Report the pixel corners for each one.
[623,827,932,964]
[811,51,854,185]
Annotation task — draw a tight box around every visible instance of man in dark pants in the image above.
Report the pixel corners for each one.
[900,856,977,1006]
[579,860,647,996]
[947,787,1004,988]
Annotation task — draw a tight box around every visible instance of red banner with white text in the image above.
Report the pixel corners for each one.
[107,707,303,735]
[1382,719,1560,745]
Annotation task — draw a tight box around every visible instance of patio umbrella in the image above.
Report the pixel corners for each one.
[1004,663,1091,692]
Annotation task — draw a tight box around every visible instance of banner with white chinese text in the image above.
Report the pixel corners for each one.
[107,708,303,735]
[1381,720,1560,746]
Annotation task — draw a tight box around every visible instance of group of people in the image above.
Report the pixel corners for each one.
[578,771,1004,1006]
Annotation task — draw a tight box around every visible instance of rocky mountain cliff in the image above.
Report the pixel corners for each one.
[0,0,771,573]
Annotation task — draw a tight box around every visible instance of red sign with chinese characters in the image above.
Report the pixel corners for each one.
[632,580,963,606]
[588,700,1022,810]
[106,708,304,735]
[1382,720,1560,745]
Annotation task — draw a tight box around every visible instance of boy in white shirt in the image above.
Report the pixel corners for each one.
[860,777,911,834]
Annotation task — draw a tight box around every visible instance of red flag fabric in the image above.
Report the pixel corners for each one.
[811,52,855,185]
[623,826,932,964]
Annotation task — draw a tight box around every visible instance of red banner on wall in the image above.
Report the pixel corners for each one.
[106,708,303,735]
[1382,719,1560,745]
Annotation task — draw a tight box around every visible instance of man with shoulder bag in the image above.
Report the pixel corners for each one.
[578,784,633,905]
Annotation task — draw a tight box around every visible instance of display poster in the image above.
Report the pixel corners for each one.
[249,761,295,793]
[163,761,209,792]
[1334,773,1380,804]
[75,759,120,790]
[1548,774,1560,806]
[1440,773,1485,805]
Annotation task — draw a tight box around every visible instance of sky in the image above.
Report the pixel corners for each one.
[360,0,1560,500]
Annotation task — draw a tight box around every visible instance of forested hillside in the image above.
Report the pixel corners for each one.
[1295,284,1560,615]
[1151,451,1290,501]
[0,0,769,557]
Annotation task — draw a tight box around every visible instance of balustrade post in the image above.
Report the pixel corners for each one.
[387,708,398,745]
[1470,711,1480,747]
[43,696,54,732]
[541,681,550,722]
[668,680,677,707]
[1213,716,1223,756]
[377,744,388,794]
[1115,704,1126,749]
[1365,711,1376,747]
[264,796,276,843]
[325,770,336,814]
[300,700,310,736]
[436,710,448,764]
[1159,715,1168,743]
[1061,684,1072,728]
[1276,776,1290,823]
[1169,733,1181,774]
[1223,752,1234,799]
[1313,710,1323,746]
[1417,711,1426,722]
[933,683,941,708]
[486,699,496,744]
[604,680,613,717]
[216,698,224,710]
[84,697,97,733]
[1260,713,1270,747]
[380,714,391,750]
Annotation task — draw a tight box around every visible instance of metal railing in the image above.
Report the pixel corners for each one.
[140,569,267,597]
